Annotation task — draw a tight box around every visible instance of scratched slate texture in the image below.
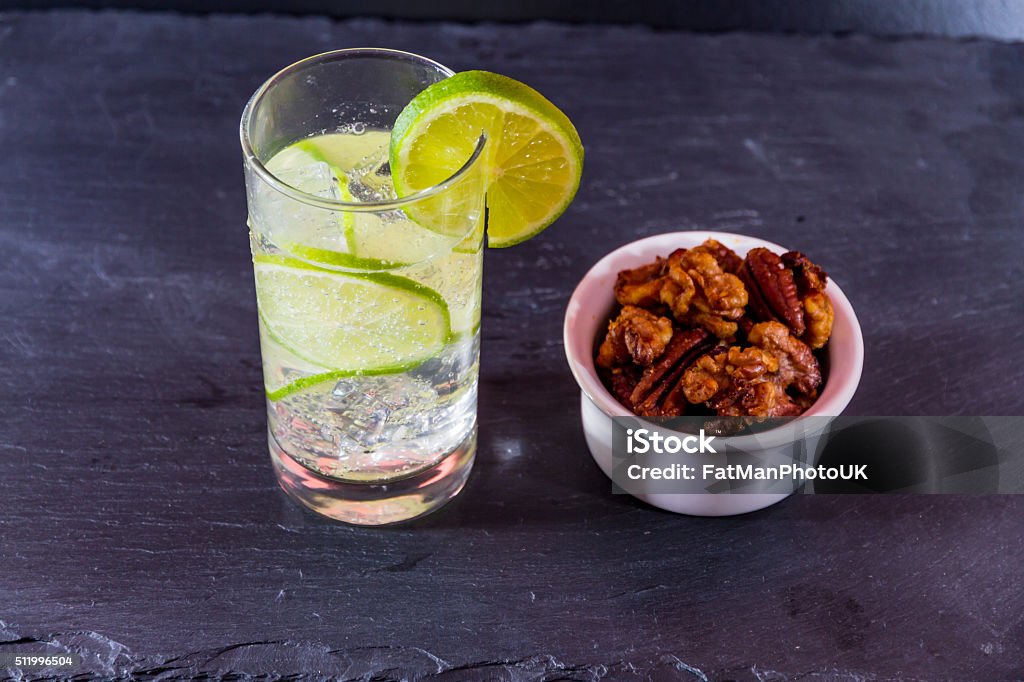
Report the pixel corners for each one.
[0,9,1023,682]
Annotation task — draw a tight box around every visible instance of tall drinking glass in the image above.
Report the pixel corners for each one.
[240,49,486,525]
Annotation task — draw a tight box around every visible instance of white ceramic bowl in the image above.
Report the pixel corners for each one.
[563,231,864,516]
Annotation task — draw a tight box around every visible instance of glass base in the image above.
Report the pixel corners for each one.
[269,426,476,525]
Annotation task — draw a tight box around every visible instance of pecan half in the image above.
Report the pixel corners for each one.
[628,327,715,417]
[782,251,827,294]
[740,248,805,337]
[782,251,834,349]
[604,364,642,409]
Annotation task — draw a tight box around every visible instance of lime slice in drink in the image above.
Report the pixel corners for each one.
[275,212,465,272]
[389,70,584,247]
[268,132,469,270]
[265,138,359,256]
[254,255,451,399]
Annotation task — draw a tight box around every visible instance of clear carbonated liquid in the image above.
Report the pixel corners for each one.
[250,129,483,482]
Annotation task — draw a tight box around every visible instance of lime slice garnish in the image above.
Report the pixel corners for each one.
[254,254,451,399]
[389,70,584,248]
[267,132,467,270]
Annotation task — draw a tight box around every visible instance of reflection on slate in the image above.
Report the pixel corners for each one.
[813,418,1002,493]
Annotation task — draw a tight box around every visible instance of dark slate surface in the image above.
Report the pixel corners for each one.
[1,10,1023,681]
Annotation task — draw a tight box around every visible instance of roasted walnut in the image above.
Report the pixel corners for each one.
[800,294,834,350]
[596,305,674,369]
[661,248,748,339]
[730,382,803,417]
[682,346,773,404]
[690,238,744,275]
[681,346,799,417]
[614,259,666,308]
[746,321,822,397]
[613,241,749,340]
[681,322,821,418]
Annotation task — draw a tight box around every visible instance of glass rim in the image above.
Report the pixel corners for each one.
[239,47,487,213]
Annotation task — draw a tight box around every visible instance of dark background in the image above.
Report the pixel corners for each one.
[2,1,1023,680]
[6,0,1024,39]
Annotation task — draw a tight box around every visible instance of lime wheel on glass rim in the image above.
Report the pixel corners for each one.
[389,70,584,247]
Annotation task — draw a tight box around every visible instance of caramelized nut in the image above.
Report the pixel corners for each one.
[597,306,674,369]
[661,247,748,339]
[629,328,715,416]
[690,238,744,274]
[740,248,805,336]
[680,322,820,418]
[747,321,821,397]
[614,259,666,308]
[782,250,834,349]
[597,239,834,419]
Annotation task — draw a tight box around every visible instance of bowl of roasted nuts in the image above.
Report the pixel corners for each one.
[563,231,864,516]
